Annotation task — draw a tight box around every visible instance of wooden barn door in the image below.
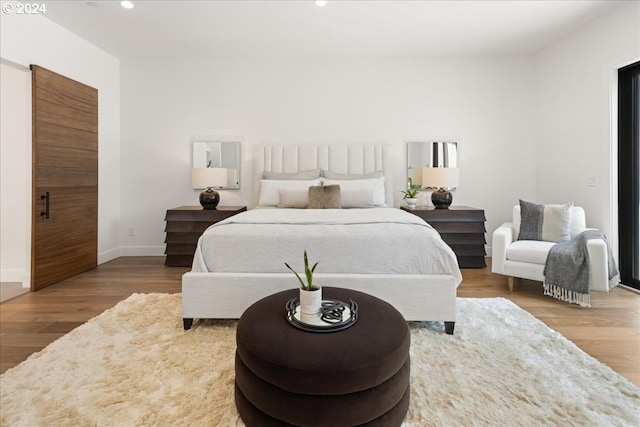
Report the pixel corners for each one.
[31,65,98,291]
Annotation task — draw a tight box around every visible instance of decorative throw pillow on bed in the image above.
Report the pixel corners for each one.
[258,179,321,207]
[518,199,573,242]
[278,187,310,208]
[308,185,342,209]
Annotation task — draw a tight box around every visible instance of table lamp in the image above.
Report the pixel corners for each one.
[191,167,228,209]
[422,167,460,209]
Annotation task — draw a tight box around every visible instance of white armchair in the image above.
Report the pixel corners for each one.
[492,205,610,292]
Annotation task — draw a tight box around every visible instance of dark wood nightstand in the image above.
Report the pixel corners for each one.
[401,206,486,268]
[164,206,247,267]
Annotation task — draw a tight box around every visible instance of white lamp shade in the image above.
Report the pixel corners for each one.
[411,167,424,186]
[192,167,228,189]
[422,167,460,189]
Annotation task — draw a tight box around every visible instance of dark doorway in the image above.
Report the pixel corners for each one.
[618,61,640,290]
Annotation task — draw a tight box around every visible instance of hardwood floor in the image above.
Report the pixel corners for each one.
[0,283,28,303]
[1,256,638,387]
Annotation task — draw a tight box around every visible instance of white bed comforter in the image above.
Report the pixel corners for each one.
[192,208,462,286]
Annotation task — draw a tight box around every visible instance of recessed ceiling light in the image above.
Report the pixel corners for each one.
[120,1,134,9]
[315,1,328,6]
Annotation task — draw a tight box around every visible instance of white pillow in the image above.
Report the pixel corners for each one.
[340,188,375,208]
[258,179,320,207]
[323,177,385,206]
[278,186,310,208]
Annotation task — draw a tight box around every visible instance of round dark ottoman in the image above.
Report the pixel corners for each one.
[235,287,411,427]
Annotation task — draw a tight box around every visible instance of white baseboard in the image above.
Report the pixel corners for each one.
[0,268,29,286]
[118,246,165,257]
[99,246,165,262]
[98,248,121,265]
[99,246,165,264]
[619,284,640,295]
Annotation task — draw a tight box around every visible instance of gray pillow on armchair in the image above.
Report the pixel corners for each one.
[518,199,573,242]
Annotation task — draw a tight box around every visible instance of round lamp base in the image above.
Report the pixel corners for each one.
[200,188,220,210]
[431,189,453,209]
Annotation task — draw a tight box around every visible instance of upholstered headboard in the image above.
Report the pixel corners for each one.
[254,144,393,207]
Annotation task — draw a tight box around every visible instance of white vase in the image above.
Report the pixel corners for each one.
[299,286,322,315]
[405,198,418,208]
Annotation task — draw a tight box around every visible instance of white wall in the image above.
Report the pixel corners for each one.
[0,61,31,284]
[534,2,640,254]
[120,56,536,254]
[0,9,121,288]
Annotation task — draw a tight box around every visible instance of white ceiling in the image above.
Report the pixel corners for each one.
[42,0,623,60]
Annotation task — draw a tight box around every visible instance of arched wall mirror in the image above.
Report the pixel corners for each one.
[407,141,458,189]
[192,140,241,189]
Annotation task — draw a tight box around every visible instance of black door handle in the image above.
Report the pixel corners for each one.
[40,192,50,219]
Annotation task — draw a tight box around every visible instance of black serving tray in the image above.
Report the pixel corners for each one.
[285,298,358,333]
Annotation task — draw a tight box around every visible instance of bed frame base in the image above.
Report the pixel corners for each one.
[182,272,458,334]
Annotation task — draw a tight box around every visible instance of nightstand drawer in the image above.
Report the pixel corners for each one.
[164,242,198,255]
[456,256,487,269]
[430,222,486,234]
[439,233,486,245]
[164,222,216,233]
[165,254,196,267]
[401,206,487,268]
[165,209,240,222]
[165,232,203,244]
[447,244,486,257]
[412,209,486,222]
[164,206,247,267]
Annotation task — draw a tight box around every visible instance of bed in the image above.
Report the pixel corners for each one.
[181,144,463,333]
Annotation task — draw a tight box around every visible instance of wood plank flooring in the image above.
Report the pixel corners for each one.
[1,256,638,387]
[0,283,28,303]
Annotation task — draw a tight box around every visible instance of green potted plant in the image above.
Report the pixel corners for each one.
[285,250,322,316]
[400,189,419,208]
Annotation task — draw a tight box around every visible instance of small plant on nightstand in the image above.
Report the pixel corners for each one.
[400,189,419,208]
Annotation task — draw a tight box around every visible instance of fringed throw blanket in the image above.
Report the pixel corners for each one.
[543,230,619,307]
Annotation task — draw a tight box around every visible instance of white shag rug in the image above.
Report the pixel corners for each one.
[1,294,639,427]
